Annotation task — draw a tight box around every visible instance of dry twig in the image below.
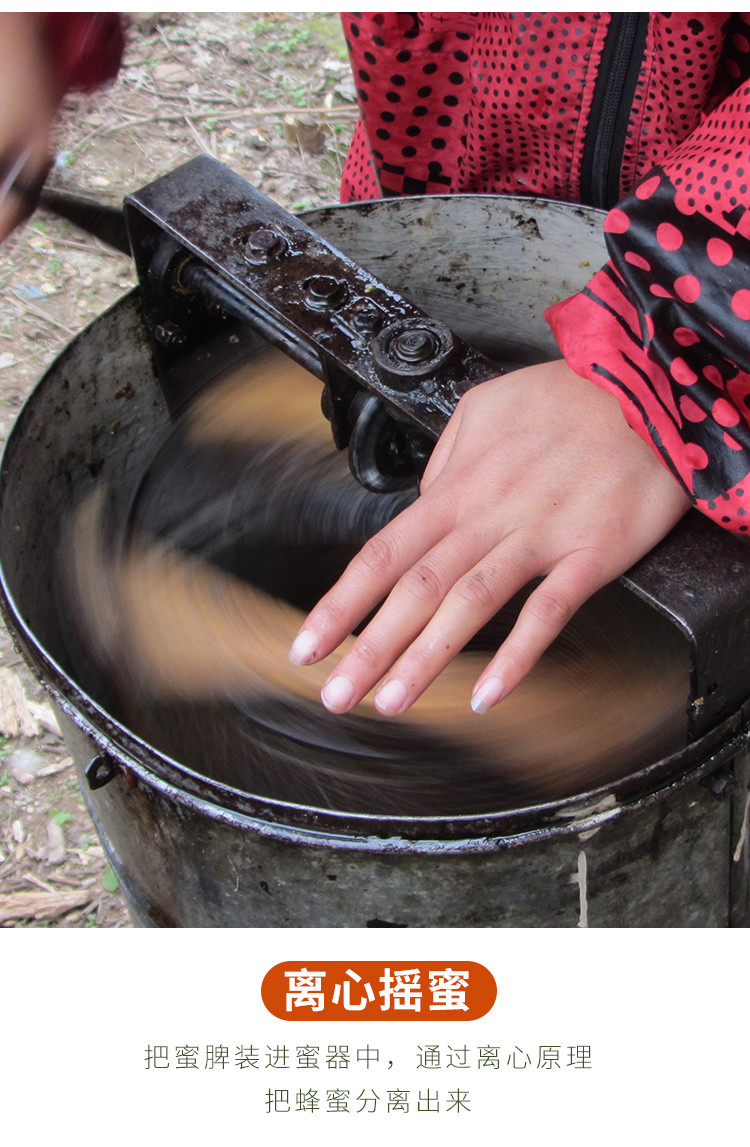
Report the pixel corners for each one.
[0,668,40,738]
[7,293,76,336]
[22,872,56,893]
[184,115,215,157]
[28,227,129,260]
[0,887,96,923]
[98,103,357,137]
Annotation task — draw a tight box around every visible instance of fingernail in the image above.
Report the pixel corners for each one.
[471,676,505,714]
[289,629,319,665]
[375,678,409,716]
[321,675,356,713]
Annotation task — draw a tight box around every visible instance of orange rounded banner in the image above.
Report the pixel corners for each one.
[262,960,496,1021]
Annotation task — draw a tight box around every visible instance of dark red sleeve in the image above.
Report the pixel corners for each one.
[39,12,124,94]
[548,50,750,536]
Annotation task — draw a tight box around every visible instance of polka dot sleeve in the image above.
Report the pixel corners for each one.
[548,78,750,535]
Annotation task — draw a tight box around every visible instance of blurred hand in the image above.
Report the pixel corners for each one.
[290,359,692,715]
[0,13,60,242]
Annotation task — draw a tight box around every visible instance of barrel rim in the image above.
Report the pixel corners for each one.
[0,201,743,847]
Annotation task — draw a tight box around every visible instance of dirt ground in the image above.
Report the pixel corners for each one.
[0,12,355,928]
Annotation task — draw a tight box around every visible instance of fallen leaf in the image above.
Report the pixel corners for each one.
[102,866,119,893]
[283,114,328,154]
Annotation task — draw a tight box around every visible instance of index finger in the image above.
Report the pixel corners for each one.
[289,490,455,666]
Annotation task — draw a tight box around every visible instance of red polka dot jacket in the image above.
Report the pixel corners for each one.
[341,12,750,534]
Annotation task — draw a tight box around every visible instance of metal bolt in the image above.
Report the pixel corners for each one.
[245,227,286,259]
[700,767,736,800]
[153,320,187,348]
[303,275,348,310]
[372,319,454,391]
[390,327,441,364]
[235,226,287,263]
[351,303,382,334]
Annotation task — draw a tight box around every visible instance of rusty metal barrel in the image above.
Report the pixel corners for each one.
[1,192,749,927]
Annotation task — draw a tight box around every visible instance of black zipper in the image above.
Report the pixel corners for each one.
[579,12,650,209]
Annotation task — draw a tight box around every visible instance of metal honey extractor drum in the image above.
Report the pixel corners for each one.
[1,185,749,927]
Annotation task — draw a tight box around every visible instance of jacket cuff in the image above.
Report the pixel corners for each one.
[546,277,750,534]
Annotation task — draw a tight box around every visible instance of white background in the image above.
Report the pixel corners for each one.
[3,928,745,1145]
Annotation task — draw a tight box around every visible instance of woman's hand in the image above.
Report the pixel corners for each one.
[289,359,692,716]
